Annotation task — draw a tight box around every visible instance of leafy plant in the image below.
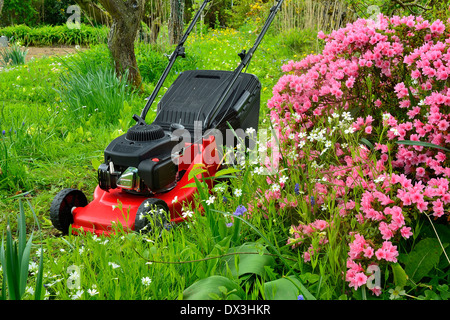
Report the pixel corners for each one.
[0,24,108,46]
[0,200,44,300]
[58,47,137,125]
[0,41,28,66]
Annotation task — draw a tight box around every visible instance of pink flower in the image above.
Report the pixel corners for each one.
[313,219,328,231]
[375,248,386,260]
[438,120,449,131]
[303,251,311,263]
[416,200,428,212]
[394,82,408,98]
[346,77,355,88]
[411,69,420,79]
[429,19,445,34]
[363,246,374,258]
[379,222,393,240]
[400,226,413,239]
[370,286,382,296]
[354,272,368,288]
[375,241,399,262]
[410,192,423,203]
[416,167,426,177]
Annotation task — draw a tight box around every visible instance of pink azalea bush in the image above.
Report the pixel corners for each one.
[265,13,450,295]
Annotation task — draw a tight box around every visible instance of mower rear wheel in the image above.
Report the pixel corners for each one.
[134,198,170,234]
[50,188,88,234]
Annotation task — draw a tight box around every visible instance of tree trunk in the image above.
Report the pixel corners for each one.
[97,0,145,89]
[169,0,185,44]
[0,0,4,18]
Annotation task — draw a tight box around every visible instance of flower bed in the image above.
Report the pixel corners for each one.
[267,13,449,295]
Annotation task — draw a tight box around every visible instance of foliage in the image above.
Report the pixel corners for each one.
[0,8,449,300]
[0,24,108,46]
[40,0,80,26]
[0,40,28,66]
[0,199,44,300]
[266,13,450,297]
[225,0,272,29]
[135,42,199,84]
[0,0,38,26]
[57,45,138,126]
[346,0,450,22]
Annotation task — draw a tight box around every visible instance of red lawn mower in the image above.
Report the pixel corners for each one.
[50,0,285,236]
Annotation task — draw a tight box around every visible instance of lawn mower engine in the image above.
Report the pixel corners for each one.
[50,70,261,236]
[49,0,284,236]
[98,70,260,197]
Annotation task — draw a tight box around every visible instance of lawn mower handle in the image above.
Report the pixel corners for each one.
[201,0,285,130]
[137,0,212,124]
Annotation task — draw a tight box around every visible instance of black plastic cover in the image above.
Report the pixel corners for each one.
[152,70,261,143]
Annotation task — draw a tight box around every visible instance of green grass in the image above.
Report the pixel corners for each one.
[0,25,322,300]
[1,23,447,301]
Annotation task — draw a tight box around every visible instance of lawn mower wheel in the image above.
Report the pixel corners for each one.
[134,198,171,234]
[50,188,88,234]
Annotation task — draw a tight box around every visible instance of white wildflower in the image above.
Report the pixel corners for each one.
[108,262,120,269]
[205,195,216,205]
[141,277,152,286]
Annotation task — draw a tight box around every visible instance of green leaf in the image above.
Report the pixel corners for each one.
[396,140,450,152]
[180,182,198,189]
[91,158,101,171]
[360,138,374,150]
[221,243,275,278]
[214,167,240,178]
[217,210,316,300]
[0,239,7,300]
[34,245,44,300]
[391,263,408,288]
[264,276,304,300]
[404,238,443,283]
[183,275,244,300]
[407,86,417,107]
[19,233,33,299]
[188,163,207,181]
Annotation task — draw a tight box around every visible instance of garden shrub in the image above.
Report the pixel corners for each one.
[0,24,108,46]
[264,13,449,295]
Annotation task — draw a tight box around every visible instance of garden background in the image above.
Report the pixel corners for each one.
[0,0,449,301]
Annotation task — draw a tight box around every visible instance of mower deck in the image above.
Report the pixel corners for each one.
[71,137,219,236]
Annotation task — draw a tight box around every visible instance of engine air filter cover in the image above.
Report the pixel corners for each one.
[126,124,165,141]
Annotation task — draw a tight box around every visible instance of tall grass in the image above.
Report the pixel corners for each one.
[58,46,137,125]
[276,0,353,32]
[0,41,28,66]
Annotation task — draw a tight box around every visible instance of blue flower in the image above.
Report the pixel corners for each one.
[297,294,304,300]
[226,222,233,228]
[1,130,5,135]
[310,196,315,206]
[233,205,247,216]
[222,196,228,203]
[294,183,300,195]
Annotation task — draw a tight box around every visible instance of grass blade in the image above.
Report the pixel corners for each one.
[19,233,33,299]
[396,140,450,152]
[34,245,44,300]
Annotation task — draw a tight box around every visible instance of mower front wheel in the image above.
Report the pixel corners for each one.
[50,188,88,234]
[134,198,171,234]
